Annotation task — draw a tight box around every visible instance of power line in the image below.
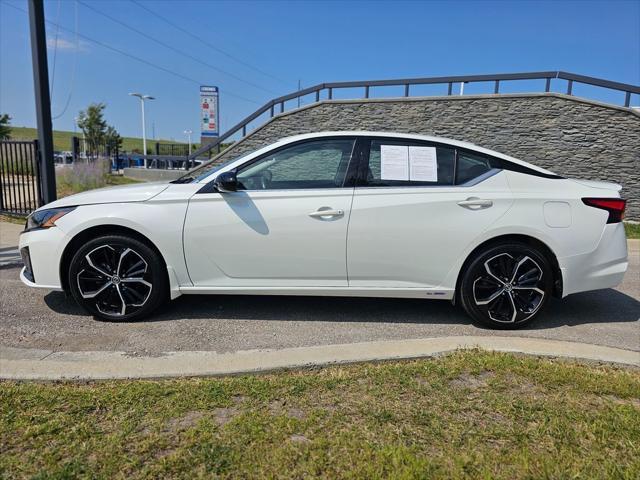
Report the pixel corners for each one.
[78,0,278,96]
[4,2,261,105]
[53,0,78,120]
[130,0,289,86]
[49,0,61,97]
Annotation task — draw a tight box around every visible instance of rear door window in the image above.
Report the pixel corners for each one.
[364,139,455,187]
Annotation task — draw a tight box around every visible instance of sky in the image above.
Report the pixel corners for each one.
[1,0,638,143]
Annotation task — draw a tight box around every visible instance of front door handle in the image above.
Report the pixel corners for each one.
[309,208,344,218]
[457,197,493,210]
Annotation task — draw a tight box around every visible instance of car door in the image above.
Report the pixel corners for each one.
[346,137,513,289]
[183,137,358,287]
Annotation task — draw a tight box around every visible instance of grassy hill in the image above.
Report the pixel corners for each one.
[9,126,191,152]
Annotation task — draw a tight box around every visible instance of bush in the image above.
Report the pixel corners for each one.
[56,159,110,195]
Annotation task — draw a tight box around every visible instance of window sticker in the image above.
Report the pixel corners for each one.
[380,145,438,182]
[380,145,409,181]
[408,146,438,182]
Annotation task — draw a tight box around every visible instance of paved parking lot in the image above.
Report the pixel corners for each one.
[1,241,638,355]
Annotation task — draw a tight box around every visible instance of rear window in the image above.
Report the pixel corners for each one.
[456,151,494,184]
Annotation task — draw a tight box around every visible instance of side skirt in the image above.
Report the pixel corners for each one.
[178,286,455,300]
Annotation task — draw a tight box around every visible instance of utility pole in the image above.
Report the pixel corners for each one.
[28,0,56,203]
[128,92,154,167]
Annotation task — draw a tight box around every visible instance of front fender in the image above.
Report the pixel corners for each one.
[55,202,191,289]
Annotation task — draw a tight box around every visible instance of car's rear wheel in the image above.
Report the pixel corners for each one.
[459,242,553,329]
[68,235,167,322]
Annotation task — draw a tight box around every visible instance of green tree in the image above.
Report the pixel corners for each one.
[0,113,11,140]
[77,103,108,158]
[104,125,122,152]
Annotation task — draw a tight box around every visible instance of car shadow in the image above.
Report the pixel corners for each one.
[44,288,640,329]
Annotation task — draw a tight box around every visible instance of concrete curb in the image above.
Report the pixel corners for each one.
[1,336,638,381]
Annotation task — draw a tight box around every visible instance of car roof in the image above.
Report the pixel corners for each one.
[277,131,555,175]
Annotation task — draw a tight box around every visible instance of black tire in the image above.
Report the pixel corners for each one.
[459,242,553,329]
[68,234,168,322]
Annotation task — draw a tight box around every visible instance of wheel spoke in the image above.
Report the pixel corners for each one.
[506,291,517,322]
[484,260,506,285]
[473,277,504,305]
[115,285,126,316]
[85,254,112,277]
[116,248,132,277]
[509,257,528,284]
[79,280,113,299]
[513,286,545,295]
[121,278,152,287]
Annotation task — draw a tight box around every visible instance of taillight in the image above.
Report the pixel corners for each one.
[582,198,626,223]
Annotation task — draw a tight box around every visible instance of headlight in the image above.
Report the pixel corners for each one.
[25,207,77,232]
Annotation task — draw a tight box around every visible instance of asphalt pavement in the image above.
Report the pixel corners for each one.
[1,241,638,355]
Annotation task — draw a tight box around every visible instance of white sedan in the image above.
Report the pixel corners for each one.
[19,132,628,328]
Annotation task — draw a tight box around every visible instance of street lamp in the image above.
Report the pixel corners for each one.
[128,92,155,167]
[183,129,193,156]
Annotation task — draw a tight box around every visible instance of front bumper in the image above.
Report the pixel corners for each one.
[559,222,628,297]
[18,227,66,290]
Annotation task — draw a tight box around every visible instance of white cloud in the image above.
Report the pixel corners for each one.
[46,37,89,52]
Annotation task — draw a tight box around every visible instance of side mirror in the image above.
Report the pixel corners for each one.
[213,171,238,193]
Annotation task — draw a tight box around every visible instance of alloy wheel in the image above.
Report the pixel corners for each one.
[472,252,545,323]
[76,244,153,317]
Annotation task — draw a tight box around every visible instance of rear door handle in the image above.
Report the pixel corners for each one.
[457,197,493,210]
[309,208,344,218]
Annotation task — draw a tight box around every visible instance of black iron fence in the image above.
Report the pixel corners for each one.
[68,136,120,165]
[188,70,640,161]
[0,140,43,216]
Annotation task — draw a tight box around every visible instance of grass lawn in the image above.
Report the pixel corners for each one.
[9,127,189,153]
[625,221,640,239]
[1,351,638,479]
[56,173,141,199]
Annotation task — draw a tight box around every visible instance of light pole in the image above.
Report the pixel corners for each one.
[183,129,193,156]
[128,92,155,167]
[74,116,86,160]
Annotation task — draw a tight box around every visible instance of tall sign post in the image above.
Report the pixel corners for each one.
[28,0,56,203]
[200,86,219,147]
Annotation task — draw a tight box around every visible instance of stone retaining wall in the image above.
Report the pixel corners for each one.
[208,93,640,218]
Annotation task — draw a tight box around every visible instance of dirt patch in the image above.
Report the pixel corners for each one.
[154,447,176,460]
[604,395,640,408]
[449,371,494,389]
[165,411,206,432]
[232,395,248,405]
[289,434,310,444]
[213,407,238,426]
[269,399,307,420]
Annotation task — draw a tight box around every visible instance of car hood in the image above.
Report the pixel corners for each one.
[38,181,170,210]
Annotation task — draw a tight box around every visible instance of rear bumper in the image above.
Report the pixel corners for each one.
[559,222,628,297]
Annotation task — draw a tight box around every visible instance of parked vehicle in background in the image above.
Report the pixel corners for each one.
[19,132,628,328]
[53,151,73,164]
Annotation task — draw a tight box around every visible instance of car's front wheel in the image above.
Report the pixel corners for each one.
[459,242,553,329]
[68,234,168,321]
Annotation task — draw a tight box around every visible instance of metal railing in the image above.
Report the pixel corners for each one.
[0,140,43,216]
[188,71,640,162]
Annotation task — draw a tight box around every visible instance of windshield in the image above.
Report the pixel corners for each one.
[172,148,258,184]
